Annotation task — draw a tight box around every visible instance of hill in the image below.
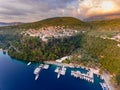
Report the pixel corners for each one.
[19,17,88,29]
[83,18,120,39]
[91,18,120,30]
[6,17,86,64]
[0,17,89,49]
[0,22,23,27]
[0,17,89,35]
[84,14,120,22]
[0,17,88,30]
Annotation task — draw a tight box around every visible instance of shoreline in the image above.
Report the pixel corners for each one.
[0,51,117,90]
[44,60,116,90]
[101,72,117,90]
[44,61,75,68]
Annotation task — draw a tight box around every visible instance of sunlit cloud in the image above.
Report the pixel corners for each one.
[77,0,120,18]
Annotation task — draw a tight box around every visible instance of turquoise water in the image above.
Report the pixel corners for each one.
[0,51,102,90]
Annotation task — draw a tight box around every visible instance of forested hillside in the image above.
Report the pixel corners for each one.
[0,17,89,49]
[0,17,120,85]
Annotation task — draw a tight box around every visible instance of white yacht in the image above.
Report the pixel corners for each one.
[34,64,43,80]
[27,62,31,66]
[55,66,67,79]
[35,74,39,80]
[34,67,41,75]
[43,64,49,69]
[55,67,60,73]
[61,66,66,75]
[57,72,60,79]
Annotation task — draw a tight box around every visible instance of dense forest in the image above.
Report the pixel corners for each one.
[8,33,83,62]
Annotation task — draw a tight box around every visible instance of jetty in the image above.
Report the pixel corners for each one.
[71,70,94,83]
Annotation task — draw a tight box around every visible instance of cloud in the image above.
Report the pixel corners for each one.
[0,0,75,22]
[0,0,120,22]
[77,0,120,18]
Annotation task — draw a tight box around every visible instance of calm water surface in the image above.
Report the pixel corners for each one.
[0,52,102,90]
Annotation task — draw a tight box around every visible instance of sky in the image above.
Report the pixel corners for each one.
[0,0,120,22]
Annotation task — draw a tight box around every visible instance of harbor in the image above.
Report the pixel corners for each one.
[0,51,109,90]
[0,49,110,90]
[53,61,112,90]
[71,70,94,83]
[30,60,111,90]
[0,51,110,90]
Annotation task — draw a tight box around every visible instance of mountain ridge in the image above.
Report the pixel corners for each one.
[84,14,120,22]
[0,22,24,27]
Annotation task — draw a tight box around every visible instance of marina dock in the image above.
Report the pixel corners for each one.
[71,70,94,83]
[32,62,110,90]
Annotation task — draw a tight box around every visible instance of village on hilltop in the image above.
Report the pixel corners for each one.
[21,26,79,42]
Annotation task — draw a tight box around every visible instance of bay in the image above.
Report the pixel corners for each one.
[0,52,102,90]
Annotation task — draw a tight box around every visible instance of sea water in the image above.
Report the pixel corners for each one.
[0,52,102,90]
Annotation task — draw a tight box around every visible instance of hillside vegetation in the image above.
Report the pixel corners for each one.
[0,17,88,31]
[0,17,120,85]
[0,17,89,49]
[90,18,120,31]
